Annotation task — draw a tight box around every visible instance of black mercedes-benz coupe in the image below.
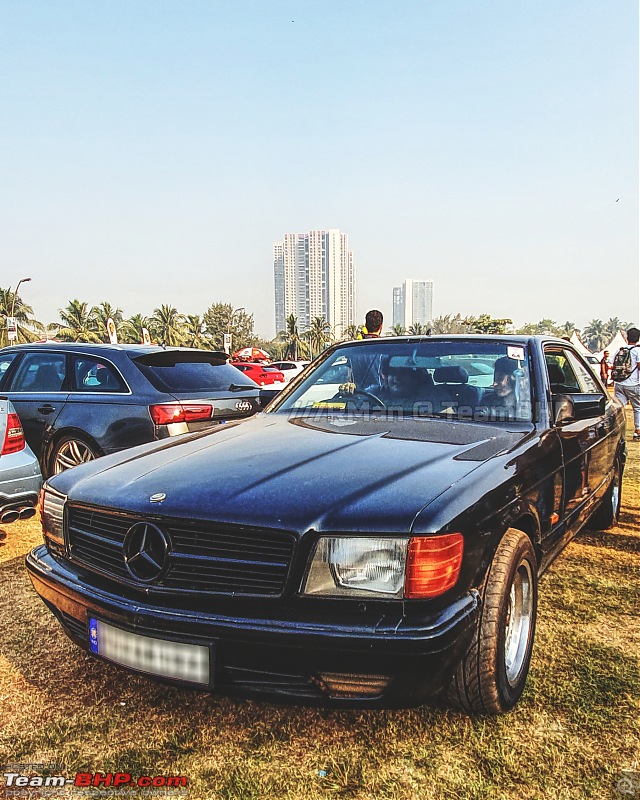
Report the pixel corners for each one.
[0,343,261,477]
[27,336,626,714]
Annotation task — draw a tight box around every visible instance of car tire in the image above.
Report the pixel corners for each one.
[588,460,622,530]
[445,528,538,715]
[49,435,100,477]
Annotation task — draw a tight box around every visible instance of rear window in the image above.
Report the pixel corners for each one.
[134,360,253,392]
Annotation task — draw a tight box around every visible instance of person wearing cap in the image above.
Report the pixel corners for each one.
[481,356,518,418]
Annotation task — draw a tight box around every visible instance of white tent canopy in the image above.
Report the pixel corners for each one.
[570,331,593,357]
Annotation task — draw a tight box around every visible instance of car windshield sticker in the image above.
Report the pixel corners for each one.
[507,346,526,361]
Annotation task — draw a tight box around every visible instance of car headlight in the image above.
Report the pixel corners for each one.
[302,534,463,599]
[40,486,66,548]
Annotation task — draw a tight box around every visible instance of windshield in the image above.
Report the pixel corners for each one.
[273,339,533,422]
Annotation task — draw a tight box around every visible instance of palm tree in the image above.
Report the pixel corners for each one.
[122,313,151,344]
[303,316,331,359]
[408,322,426,336]
[57,300,102,342]
[605,317,623,339]
[560,321,577,336]
[150,304,186,347]
[277,314,308,360]
[0,286,40,346]
[92,302,124,342]
[342,324,361,341]
[185,314,206,348]
[582,319,608,351]
[388,324,406,336]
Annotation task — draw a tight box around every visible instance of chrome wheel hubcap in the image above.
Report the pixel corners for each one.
[54,440,95,474]
[504,560,534,686]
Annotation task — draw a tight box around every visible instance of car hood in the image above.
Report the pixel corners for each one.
[51,413,531,534]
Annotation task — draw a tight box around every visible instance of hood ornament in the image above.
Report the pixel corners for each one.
[149,493,166,503]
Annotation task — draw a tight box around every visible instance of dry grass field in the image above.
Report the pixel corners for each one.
[1,411,638,800]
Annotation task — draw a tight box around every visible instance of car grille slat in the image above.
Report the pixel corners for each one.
[67,505,295,596]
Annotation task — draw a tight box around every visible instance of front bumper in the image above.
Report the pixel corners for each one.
[26,545,479,707]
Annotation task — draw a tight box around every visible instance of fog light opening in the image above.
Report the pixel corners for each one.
[315,672,391,698]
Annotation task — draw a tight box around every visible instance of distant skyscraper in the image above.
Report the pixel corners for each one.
[392,280,434,330]
[273,229,356,337]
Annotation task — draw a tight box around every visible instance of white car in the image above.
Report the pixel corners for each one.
[0,396,42,523]
[270,361,310,383]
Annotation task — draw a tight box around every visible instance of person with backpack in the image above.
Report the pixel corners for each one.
[612,327,640,441]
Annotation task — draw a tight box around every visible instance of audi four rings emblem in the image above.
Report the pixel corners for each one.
[235,400,253,412]
[123,522,170,582]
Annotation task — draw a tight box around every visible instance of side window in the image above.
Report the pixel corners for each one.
[565,351,603,394]
[72,357,127,393]
[0,353,18,387]
[8,352,66,392]
[544,350,581,393]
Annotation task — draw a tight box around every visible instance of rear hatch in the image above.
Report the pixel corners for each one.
[130,350,261,432]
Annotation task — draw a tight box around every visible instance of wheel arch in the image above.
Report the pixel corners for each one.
[43,427,104,477]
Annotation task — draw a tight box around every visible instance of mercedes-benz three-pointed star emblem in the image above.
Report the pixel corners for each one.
[123,522,170,583]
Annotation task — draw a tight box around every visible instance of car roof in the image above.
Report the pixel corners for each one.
[0,343,225,357]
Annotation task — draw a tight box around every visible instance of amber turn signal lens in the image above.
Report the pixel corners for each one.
[404,533,464,598]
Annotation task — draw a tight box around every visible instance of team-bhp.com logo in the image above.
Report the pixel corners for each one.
[3,771,188,791]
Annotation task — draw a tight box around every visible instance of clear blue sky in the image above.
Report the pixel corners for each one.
[1,0,637,338]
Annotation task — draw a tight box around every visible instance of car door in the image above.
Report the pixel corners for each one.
[2,351,69,460]
[544,346,603,533]
[564,348,619,496]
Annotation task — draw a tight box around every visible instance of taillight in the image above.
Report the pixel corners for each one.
[2,412,26,454]
[404,533,464,598]
[149,403,213,425]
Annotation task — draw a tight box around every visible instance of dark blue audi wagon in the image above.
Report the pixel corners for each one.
[0,343,260,477]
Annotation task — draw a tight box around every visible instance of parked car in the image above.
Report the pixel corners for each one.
[0,343,261,478]
[269,360,310,382]
[0,397,41,523]
[27,336,625,714]
[230,362,286,387]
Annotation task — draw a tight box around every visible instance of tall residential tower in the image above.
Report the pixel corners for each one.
[392,280,434,330]
[274,229,356,338]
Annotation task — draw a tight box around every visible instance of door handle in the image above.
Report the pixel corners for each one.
[37,404,56,414]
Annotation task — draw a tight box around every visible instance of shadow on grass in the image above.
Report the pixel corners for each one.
[577,527,640,554]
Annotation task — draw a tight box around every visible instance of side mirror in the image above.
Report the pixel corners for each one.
[553,395,575,425]
[553,393,606,425]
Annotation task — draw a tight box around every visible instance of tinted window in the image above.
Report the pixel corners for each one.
[8,352,66,392]
[135,360,253,392]
[275,340,533,422]
[0,352,18,386]
[545,350,581,393]
[72,356,128,393]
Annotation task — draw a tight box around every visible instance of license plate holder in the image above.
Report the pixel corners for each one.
[89,617,211,686]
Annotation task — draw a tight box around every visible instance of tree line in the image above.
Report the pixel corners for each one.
[0,287,634,356]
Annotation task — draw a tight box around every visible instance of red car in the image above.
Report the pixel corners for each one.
[231,362,286,387]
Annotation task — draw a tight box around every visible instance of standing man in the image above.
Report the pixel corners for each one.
[360,309,383,339]
[612,327,640,441]
[600,350,610,386]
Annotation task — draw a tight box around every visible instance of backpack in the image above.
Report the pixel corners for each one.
[610,345,639,382]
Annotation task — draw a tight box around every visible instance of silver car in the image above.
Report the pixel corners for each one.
[0,395,42,523]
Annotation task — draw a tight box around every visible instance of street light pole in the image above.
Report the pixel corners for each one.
[225,306,245,354]
[10,276,31,319]
[7,276,31,342]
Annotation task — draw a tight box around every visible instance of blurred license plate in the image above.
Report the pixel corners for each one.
[89,618,210,685]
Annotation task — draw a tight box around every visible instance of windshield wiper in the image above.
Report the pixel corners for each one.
[229,383,260,392]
